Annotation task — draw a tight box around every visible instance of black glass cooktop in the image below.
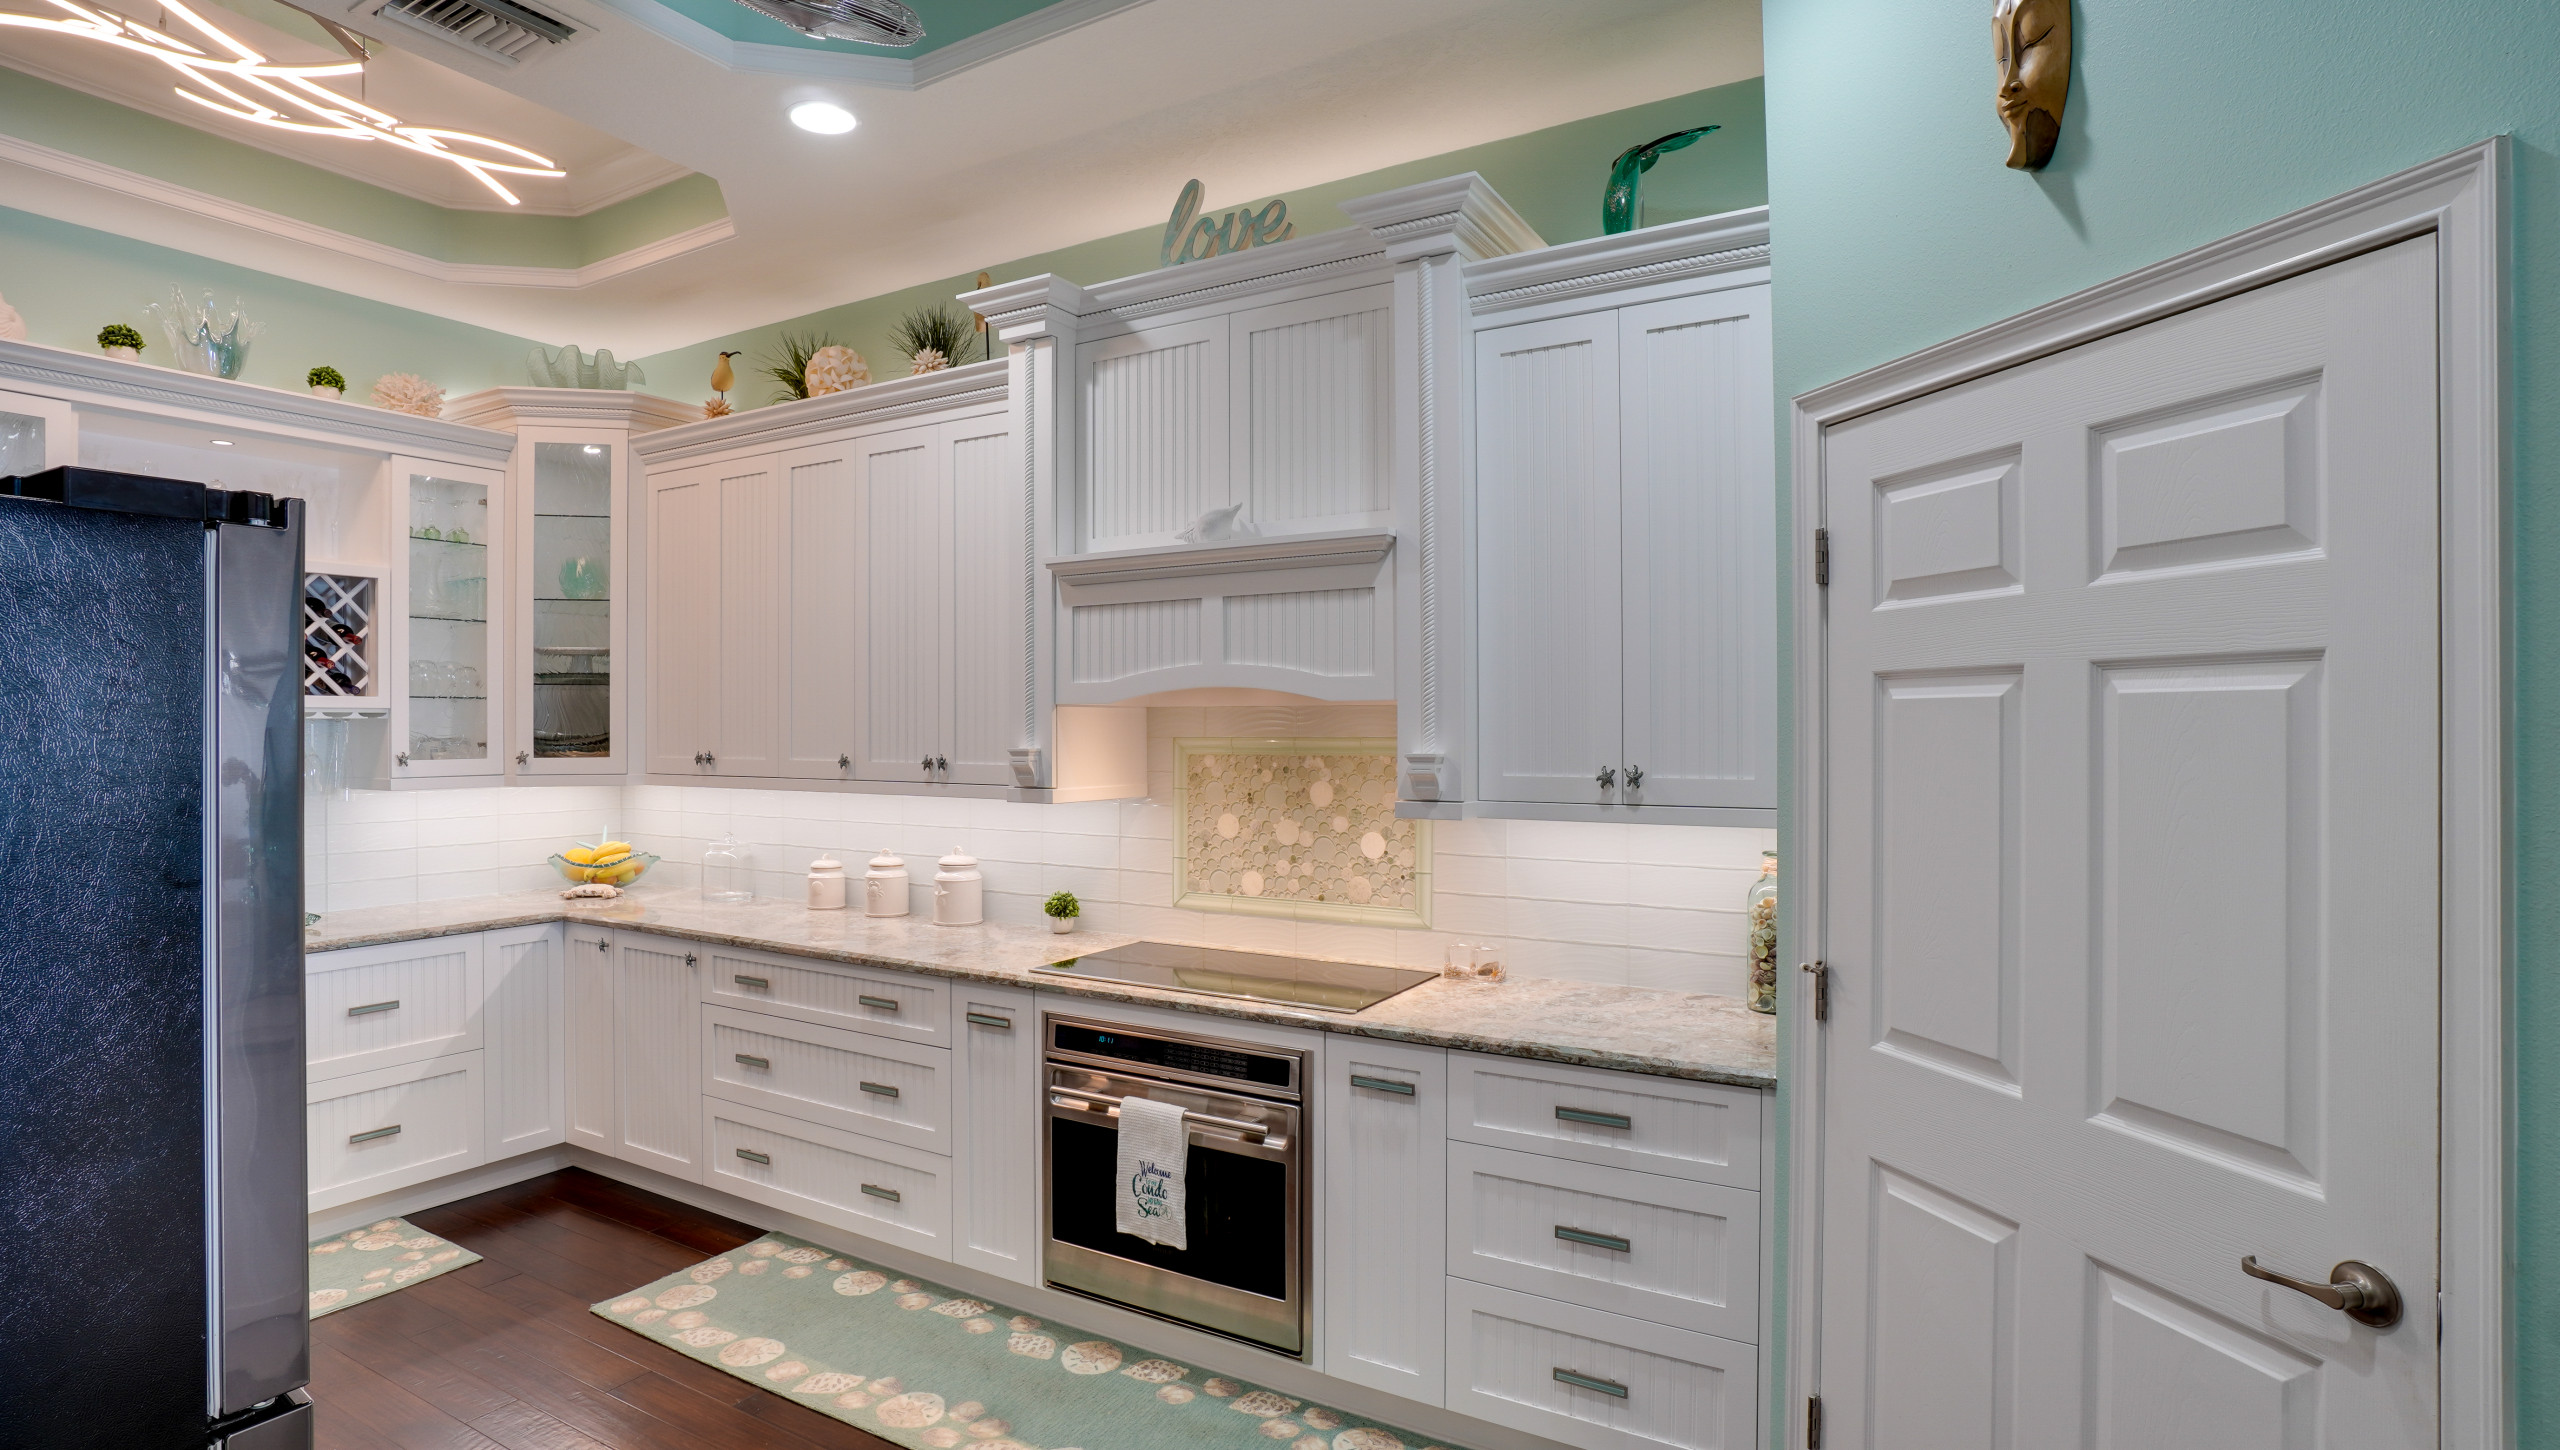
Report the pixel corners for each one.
[1032,940,1435,1014]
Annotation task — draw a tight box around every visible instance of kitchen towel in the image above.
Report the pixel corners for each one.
[1113,1095,1188,1250]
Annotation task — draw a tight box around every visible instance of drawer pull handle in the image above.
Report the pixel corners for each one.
[346,999,400,1018]
[1556,1106,1633,1131]
[858,995,901,1012]
[735,1148,771,1166]
[1552,1368,1628,1399]
[860,1081,901,1099]
[966,1011,1013,1030]
[734,974,771,989]
[1348,1075,1415,1096]
[348,1125,401,1145]
[735,1053,771,1070]
[1554,1225,1632,1253]
[861,1183,901,1203]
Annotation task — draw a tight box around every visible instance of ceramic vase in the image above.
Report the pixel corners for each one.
[104,345,139,362]
[1049,914,1078,934]
[310,385,340,400]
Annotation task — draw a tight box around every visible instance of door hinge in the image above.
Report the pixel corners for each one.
[1814,527,1829,587]
[1800,961,1829,1021]
[1806,1394,1823,1448]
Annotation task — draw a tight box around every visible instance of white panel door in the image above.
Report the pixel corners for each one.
[944,418,1025,786]
[853,425,950,783]
[1476,310,1623,804]
[781,439,861,779]
[1077,317,1230,551]
[1229,285,1395,533]
[715,457,783,776]
[1817,239,2440,1446]
[1319,1037,1446,1403]
[613,932,702,1181]
[484,924,564,1157]
[645,462,719,776]
[563,925,614,1152]
[1619,286,1776,811]
[949,985,1039,1284]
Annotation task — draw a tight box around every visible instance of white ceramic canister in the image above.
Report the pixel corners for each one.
[864,849,910,917]
[932,850,984,926]
[806,853,847,910]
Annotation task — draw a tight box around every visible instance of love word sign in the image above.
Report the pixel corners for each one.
[1159,178,1295,267]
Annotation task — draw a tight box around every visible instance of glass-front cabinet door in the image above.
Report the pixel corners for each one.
[0,388,77,476]
[512,432,627,775]
[392,458,505,781]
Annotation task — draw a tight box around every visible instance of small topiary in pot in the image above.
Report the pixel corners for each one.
[1043,890,1081,933]
[307,365,347,399]
[97,323,146,360]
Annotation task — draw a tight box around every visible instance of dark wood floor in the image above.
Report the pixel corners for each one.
[310,1167,899,1450]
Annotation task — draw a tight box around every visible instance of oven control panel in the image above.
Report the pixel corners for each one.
[1048,1020,1300,1099]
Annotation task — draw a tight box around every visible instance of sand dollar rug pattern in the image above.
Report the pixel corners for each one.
[595,1233,1458,1450]
[307,1218,481,1317]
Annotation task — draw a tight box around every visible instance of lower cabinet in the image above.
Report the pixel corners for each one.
[949,984,1039,1285]
[613,931,704,1180]
[1320,1036,1448,1404]
[308,1052,487,1212]
[564,923,616,1152]
[484,923,565,1158]
[1444,1278,1758,1450]
[704,1096,953,1260]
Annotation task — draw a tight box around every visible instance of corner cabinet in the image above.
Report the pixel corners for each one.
[1459,217,1777,824]
[444,389,696,781]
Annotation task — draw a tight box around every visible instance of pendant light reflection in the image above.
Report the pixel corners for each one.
[789,101,857,135]
[0,0,564,204]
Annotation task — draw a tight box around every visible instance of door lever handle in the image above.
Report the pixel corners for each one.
[2240,1255,2402,1328]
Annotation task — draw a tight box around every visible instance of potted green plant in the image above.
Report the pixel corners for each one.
[307,365,346,400]
[890,304,981,373]
[97,323,145,362]
[1043,890,1081,934]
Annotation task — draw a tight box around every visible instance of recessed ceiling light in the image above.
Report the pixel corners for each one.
[210,439,234,447]
[789,101,857,135]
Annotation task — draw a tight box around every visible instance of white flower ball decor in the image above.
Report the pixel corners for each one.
[804,345,870,396]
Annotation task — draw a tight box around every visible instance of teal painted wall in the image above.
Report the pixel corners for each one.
[1763,0,2557,1435]
[0,203,545,394]
[637,78,1765,405]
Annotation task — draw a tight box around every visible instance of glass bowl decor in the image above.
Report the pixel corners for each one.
[558,556,606,600]
[147,287,262,379]
[528,344,644,390]
[551,839,656,886]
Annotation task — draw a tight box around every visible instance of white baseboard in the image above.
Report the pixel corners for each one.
[306,1146,571,1238]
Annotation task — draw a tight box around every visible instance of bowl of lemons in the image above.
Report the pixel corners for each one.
[551,838,656,886]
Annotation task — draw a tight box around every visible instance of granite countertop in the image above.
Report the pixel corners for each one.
[307,891,1776,1090]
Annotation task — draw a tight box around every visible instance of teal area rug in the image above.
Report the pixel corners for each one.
[308,1217,481,1318]
[595,1233,1448,1450]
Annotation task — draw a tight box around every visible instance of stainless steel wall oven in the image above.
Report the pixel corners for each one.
[1042,1016,1309,1357]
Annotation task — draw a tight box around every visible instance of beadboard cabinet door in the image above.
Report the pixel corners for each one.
[1320,1036,1448,1404]
[645,461,719,777]
[780,439,861,780]
[612,932,702,1180]
[1617,286,1775,811]
[1475,310,1624,806]
[852,425,949,784]
[944,418,1026,787]
[949,985,1039,1285]
[714,458,784,776]
[563,923,615,1153]
[483,923,564,1158]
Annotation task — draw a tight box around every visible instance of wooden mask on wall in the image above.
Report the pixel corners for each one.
[1993,0,2070,169]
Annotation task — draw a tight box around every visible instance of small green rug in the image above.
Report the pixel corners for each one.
[307,1217,480,1318]
[595,1233,1450,1450]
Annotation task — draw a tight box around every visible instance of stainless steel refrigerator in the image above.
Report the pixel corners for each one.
[0,467,314,1449]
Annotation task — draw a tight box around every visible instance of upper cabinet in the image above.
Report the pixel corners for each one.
[392,459,505,781]
[445,389,695,782]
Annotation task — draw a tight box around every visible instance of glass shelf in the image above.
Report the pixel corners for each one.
[406,470,490,766]
[529,440,614,764]
[407,534,487,548]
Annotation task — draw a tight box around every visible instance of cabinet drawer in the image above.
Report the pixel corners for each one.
[306,937,484,1082]
[1447,1142,1756,1340]
[699,943,947,1047]
[307,1052,486,1212]
[704,1099,950,1261]
[1447,1053,1762,1189]
[702,1004,950,1153]
[1445,1279,1756,1450]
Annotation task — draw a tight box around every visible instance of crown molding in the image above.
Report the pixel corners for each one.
[631,358,1008,461]
[579,0,1151,87]
[444,387,700,431]
[1339,172,1544,264]
[0,338,515,460]
[1463,206,1770,314]
[0,132,734,290]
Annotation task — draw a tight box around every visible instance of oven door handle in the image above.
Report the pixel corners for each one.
[1047,1090,1281,1148]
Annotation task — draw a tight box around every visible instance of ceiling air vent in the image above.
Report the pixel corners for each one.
[372,0,576,63]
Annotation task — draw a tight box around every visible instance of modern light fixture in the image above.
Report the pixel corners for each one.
[0,0,564,204]
[788,100,857,135]
[730,0,920,46]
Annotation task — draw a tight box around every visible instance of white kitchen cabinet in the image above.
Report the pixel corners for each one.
[1472,283,1775,819]
[644,458,719,777]
[700,1003,952,1154]
[307,1052,487,1212]
[716,457,785,776]
[1320,1036,1448,1404]
[1445,1051,1763,1191]
[389,457,507,783]
[949,984,1039,1285]
[563,922,616,1153]
[611,931,702,1179]
[1444,1277,1758,1450]
[483,923,565,1157]
[705,1096,953,1261]
[304,934,483,1083]
[780,437,861,779]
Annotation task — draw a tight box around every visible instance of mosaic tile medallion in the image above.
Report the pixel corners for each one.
[1172,738,1428,928]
